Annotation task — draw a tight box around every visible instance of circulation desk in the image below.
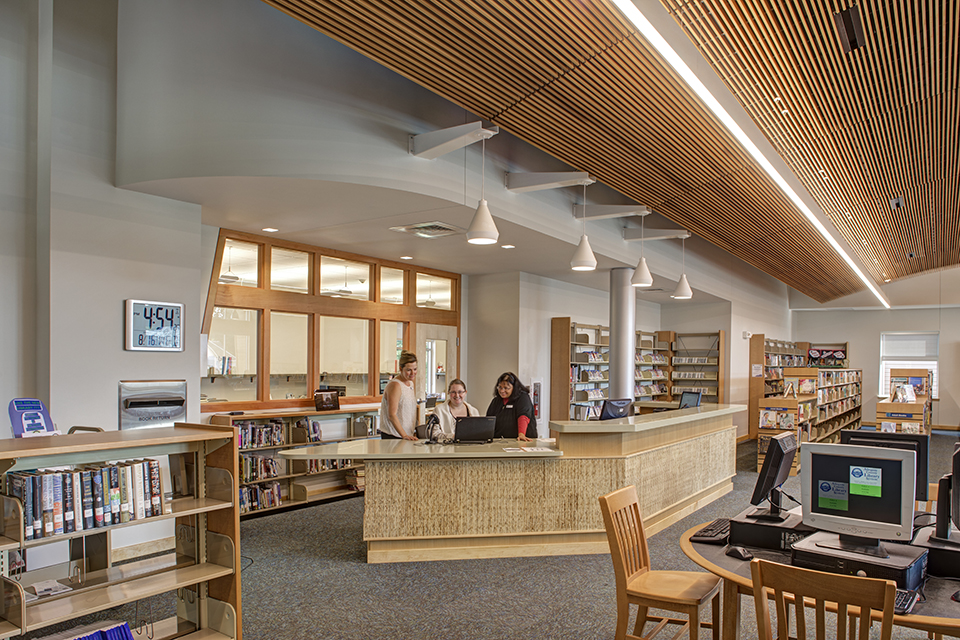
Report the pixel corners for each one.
[282,403,744,563]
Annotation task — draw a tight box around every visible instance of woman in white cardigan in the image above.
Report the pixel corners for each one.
[434,379,479,437]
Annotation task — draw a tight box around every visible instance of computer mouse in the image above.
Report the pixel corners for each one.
[725,545,754,561]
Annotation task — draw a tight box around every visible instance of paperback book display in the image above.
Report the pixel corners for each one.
[5,459,164,541]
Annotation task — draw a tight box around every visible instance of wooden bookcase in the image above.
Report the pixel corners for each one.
[747,335,808,438]
[757,395,817,475]
[876,368,933,434]
[0,423,241,639]
[670,331,725,403]
[211,407,377,517]
[756,367,862,472]
[806,342,849,368]
[550,319,680,421]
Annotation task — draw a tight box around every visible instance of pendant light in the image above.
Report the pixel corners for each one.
[337,266,352,296]
[570,182,597,271]
[219,246,240,284]
[631,214,654,287]
[671,236,693,299]
[466,137,499,244]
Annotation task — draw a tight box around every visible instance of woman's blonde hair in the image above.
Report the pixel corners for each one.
[398,350,418,369]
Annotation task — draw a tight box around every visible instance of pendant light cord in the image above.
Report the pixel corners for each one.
[640,215,645,258]
[582,183,587,234]
[481,137,486,201]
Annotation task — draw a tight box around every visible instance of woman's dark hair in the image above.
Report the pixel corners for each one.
[493,372,529,400]
[398,350,418,369]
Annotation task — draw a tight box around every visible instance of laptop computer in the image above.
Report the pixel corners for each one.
[454,416,495,444]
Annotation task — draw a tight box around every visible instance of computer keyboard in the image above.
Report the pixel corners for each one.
[690,518,731,545]
[894,588,919,615]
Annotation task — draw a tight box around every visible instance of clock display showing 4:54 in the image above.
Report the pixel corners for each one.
[125,299,184,351]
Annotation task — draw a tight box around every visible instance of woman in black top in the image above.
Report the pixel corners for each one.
[485,372,537,441]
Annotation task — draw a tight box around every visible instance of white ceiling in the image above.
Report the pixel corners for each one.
[131,175,726,305]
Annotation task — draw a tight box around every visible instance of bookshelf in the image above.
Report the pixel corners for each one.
[747,335,808,439]
[757,395,817,475]
[756,367,862,472]
[876,368,933,434]
[211,407,377,516]
[0,424,241,639]
[634,330,672,401]
[670,331,725,403]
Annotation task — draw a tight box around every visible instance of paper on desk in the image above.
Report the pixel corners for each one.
[520,447,552,452]
[502,447,523,452]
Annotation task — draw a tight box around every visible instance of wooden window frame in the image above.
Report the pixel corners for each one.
[202,229,460,412]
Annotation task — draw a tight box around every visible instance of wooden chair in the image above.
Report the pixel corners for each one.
[751,558,895,640]
[599,486,721,640]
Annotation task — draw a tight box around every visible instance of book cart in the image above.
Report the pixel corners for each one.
[210,407,377,517]
[0,424,241,639]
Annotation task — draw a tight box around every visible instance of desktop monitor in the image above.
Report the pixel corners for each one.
[747,431,798,520]
[599,398,634,420]
[840,430,929,501]
[933,443,960,544]
[800,442,916,555]
[678,391,702,409]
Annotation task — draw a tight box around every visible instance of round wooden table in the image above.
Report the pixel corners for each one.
[680,522,960,640]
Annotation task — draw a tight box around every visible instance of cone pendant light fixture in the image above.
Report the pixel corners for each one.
[466,137,499,245]
[671,236,693,299]
[570,182,597,271]
[631,215,653,287]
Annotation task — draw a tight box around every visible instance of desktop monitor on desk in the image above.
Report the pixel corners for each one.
[599,398,634,420]
[678,391,702,409]
[840,429,929,501]
[747,431,797,521]
[800,442,916,556]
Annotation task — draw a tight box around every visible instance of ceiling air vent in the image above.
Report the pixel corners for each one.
[637,288,666,293]
[834,6,866,54]
[389,221,464,238]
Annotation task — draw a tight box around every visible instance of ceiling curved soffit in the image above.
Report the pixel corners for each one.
[260,0,943,303]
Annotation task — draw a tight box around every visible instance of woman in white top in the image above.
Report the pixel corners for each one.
[433,379,479,438]
[378,351,418,440]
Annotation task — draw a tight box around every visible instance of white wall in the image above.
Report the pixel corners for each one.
[0,0,36,405]
[793,308,960,428]
[465,272,520,408]
[47,0,203,433]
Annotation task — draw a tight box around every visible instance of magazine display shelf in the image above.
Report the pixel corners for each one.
[876,368,933,434]
[670,331,725,403]
[0,424,241,640]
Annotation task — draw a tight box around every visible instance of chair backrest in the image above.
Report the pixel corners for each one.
[751,558,895,640]
[599,485,651,592]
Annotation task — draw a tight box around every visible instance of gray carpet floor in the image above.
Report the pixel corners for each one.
[238,432,960,640]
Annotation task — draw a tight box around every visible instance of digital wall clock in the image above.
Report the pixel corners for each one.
[125,299,183,351]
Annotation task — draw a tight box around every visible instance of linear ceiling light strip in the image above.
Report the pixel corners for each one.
[610,0,890,308]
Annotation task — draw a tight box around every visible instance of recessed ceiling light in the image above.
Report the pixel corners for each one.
[501,244,516,249]
[262,227,279,233]
[400,256,413,260]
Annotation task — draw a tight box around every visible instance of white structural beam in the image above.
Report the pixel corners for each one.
[622,228,691,242]
[408,122,498,159]
[573,204,650,220]
[505,171,594,192]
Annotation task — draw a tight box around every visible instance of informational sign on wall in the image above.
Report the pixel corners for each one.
[752,364,763,378]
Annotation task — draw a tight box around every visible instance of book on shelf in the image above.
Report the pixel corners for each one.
[62,471,75,534]
[81,469,95,530]
[902,422,922,434]
[880,421,896,433]
[759,410,778,429]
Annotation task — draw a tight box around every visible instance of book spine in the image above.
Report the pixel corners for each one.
[92,469,106,527]
[141,460,152,518]
[123,463,135,521]
[32,474,43,538]
[81,470,94,530]
[108,465,121,523]
[9,473,32,540]
[72,471,83,532]
[41,473,54,536]
[132,462,146,520]
[52,472,64,535]
[62,472,75,534]
[119,463,130,523]
[148,459,162,516]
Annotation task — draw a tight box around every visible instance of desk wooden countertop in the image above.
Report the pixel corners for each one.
[278,438,562,460]
[549,403,746,434]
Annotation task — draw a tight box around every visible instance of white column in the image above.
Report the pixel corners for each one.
[608,267,636,400]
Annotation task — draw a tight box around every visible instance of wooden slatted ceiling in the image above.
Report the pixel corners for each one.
[260,0,956,302]
[664,0,960,284]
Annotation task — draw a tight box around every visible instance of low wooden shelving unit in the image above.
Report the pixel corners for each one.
[0,424,241,640]
[210,407,377,517]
